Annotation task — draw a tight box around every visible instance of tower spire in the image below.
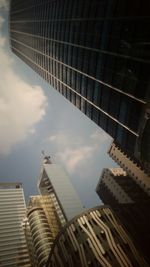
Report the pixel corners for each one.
[41,151,52,164]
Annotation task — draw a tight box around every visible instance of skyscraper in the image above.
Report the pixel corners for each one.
[24,195,61,267]
[0,183,31,267]
[108,142,150,194]
[96,168,150,263]
[38,156,85,226]
[96,168,150,204]
[23,157,84,266]
[46,206,149,267]
[10,0,150,173]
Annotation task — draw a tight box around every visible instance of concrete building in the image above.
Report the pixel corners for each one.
[46,206,149,267]
[96,168,150,204]
[10,0,150,173]
[108,142,150,195]
[0,183,31,267]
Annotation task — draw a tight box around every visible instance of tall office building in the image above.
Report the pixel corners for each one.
[0,183,31,267]
[38,156,85,226]
[24,195,61,267]
[23,157,84,266]
[46,206,149,267]
[10,0,150,173]
[96,168,150,204]
[108,142,150,194]
[96,168,150,263]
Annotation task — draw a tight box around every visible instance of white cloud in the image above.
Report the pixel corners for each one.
[90,129,110,142]
[0,15,47,155]
[45,131,82,147]
[57,145,96,173]
[47,135,57,142]
[44,131,102,173]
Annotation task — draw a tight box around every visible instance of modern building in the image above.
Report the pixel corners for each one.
[10,0,150,173]
[96,168,150,264]
[46,206,149,267]
[96,168,150,204]
[23,156,84,267]
[38,156,85,226]
[108,142,150,194]
[23,217,38,267]
[0,183,31,267]
[24,195,61,267]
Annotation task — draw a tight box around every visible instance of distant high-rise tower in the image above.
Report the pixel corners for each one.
[10,0,150,173]
[38,156,85,226]
[0,183,31,267]
[46,206,149,267]
[96,168,150,264]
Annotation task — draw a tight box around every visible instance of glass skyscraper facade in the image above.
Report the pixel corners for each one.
[10,0,150,173]
[0,183,31,267]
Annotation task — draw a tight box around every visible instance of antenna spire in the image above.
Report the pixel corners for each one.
[41,151,52,164]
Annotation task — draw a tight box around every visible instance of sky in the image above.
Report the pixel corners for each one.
[0,1,117,208]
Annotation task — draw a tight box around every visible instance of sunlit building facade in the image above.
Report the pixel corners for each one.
[23,217,38,267]
[24,195,61,267]
[23,156,84,267]
[10,0,150,173]
[38,156,85,226]
[0,183,31,267]
[46,206,149,267]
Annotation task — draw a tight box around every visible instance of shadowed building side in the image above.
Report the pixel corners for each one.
[96,168,150,264]
[46,206,149,267]
[108,142,150,194]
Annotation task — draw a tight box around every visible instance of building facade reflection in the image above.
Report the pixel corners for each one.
[10,0,150,173]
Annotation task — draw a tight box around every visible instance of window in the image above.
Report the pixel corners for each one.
[99,112,107,130]
[80,98,86,113]
[109,91,120,118]
[107,118,117,138]
[100,85,110,112]
[93,82,101,106]
[116,125,126,148]
[92,107,100,124]
[70,91,76,105]
[76,95,81,110]
[86,102,92,119]
[87,79,94,101]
